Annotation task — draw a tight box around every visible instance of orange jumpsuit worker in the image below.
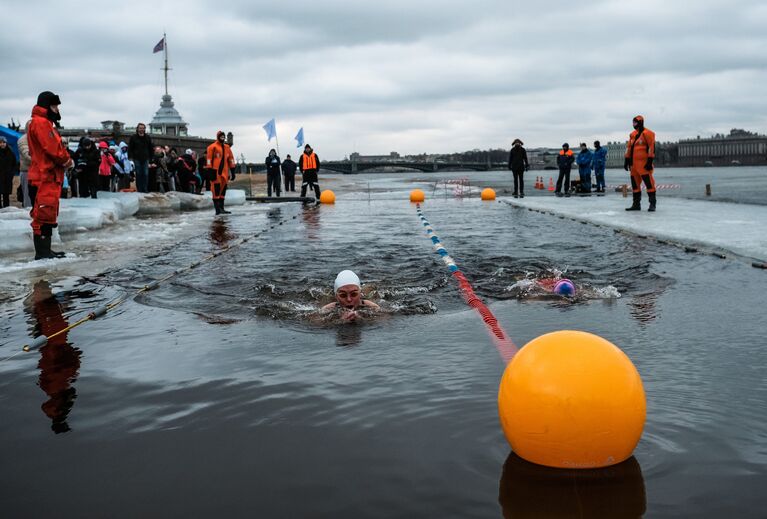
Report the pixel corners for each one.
[28,91,74,259]
[624,115,657,212]
[206,131,237,215]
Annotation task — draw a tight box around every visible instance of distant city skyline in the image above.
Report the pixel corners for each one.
[1,0,766,160]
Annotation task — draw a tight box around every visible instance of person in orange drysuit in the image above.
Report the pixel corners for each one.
[206,131,237,215]
[28,91,74,259]
[624,115,657,211]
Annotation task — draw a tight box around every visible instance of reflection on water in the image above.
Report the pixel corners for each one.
[498,453,646,518]
[336,323,363,347]
[301,205,321,240]
[629,290,661,324]
[209,219,237,248]
[25,280,82,434]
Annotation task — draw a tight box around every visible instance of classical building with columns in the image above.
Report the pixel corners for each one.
[678,129,767,166]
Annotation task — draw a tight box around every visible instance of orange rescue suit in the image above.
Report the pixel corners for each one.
[206,138,236,200]
[625,127,656,193]
[28,106,71,235]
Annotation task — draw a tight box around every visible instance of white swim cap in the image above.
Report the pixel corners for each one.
[334,270,360,292]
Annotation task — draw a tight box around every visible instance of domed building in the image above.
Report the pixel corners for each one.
[149,93,188,137]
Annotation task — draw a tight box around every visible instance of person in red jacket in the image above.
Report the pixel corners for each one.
[206,131,237,215]
[28,91,73,259]
[624,115,657,211]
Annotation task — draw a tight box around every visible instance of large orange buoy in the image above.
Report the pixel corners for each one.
[319,190,336,204]
[410,189,425,203]
[498,330,646,469]
[481,188,496,201]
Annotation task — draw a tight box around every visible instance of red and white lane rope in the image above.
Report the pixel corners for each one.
[416,204,518,363]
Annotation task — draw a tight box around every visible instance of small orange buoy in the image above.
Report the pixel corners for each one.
[481,188,496,201]
[498,330,646,469]
[410,189,425,203]
[319,190,336,204]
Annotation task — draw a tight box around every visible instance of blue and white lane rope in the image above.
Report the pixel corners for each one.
[416,204,518,363]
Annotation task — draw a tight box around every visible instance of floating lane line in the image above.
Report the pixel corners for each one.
[416,204,518,363]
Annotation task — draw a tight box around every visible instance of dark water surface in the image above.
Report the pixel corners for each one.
[1,173,766,517]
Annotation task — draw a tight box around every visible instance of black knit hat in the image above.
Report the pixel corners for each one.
[36,91,62,108]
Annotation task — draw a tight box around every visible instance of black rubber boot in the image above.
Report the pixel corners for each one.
[648,192,656,212]
[220,199,232,214]
[34,235,55,260]
[213,199,221,215]
[625,192,641,211]
[47,235,66,258]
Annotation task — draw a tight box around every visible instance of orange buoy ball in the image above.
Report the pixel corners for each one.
[498,330,646,469]
[481,188,496,201]
[410,189,425,203]
[319,190,336,204]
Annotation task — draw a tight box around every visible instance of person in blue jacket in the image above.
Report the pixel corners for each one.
[575,143,593,193]
[592,140,608,193]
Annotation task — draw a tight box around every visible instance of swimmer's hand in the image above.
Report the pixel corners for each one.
[340,308,359,322]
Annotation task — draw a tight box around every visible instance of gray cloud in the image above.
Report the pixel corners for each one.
[1,0,766,159]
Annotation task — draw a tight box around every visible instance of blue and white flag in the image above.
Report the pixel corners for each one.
[295,127,304,148]
[153,37,165,54]
[262,118,277,141]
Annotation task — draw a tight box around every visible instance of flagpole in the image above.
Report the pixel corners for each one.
[274,124,281,158]
[163,32,169,96]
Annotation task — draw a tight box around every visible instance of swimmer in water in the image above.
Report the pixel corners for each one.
[537,276,576,296]
[320,270,381,322]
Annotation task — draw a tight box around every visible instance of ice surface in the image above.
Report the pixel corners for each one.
[505,194,767,261]
[0,190,247,255]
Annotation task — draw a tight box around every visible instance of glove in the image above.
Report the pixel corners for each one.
[623,157,632,171]
[525,164,530,171]
[230,170,236,181]
[644,157,654,171]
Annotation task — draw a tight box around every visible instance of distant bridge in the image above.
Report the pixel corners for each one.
[245,161,510,174]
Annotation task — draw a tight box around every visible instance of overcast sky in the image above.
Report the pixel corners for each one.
[1,0,766,160]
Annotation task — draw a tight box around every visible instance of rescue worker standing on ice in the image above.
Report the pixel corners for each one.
[298,144,321,200]
[592,140,608,193]
[575,143,593,193]
[28,91,73,260]
[206,131,237,215]
[624,115,657,211]
[555,143,574,197]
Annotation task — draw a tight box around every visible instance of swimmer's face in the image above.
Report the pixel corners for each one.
[335,284,361,308]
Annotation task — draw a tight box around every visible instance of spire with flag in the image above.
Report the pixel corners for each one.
[295,127,305,148]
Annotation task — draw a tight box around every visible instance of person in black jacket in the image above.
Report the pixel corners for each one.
[74,138,100,199]
[128,122,153,193]
[178,149,199,193]
[507,138,529,198]
[281,154,297,192]
[0,136,17,208]
[265,148,281,197]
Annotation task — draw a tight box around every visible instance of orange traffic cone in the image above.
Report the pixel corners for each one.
[538,177,544,190]
[534,177,540,189]
[548,177,555,191]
